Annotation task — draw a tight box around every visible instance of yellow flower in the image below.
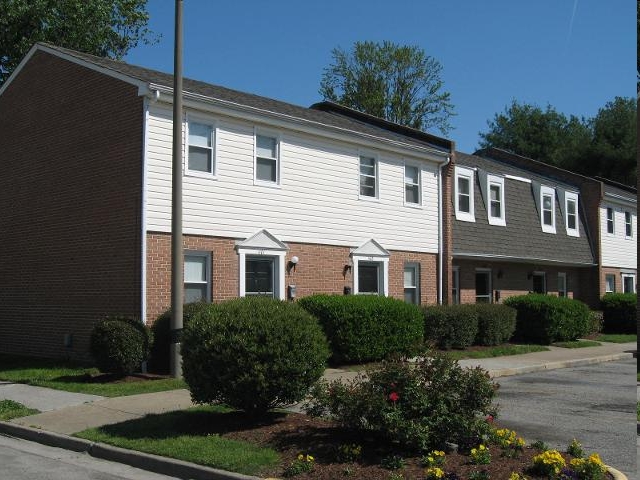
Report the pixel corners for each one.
[306,455,314,462]
[297,454,304,461]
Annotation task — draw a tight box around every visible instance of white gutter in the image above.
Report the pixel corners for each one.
[438,156,452,304]
[140,98,150,324]
[453,252,597,267]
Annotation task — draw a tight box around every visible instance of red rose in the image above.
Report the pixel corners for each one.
[388,391,400,403]
[486,415,494,423]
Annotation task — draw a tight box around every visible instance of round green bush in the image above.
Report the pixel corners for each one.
[148,302,210,374]
[89,316,152,375]
[298,294,424,364]
[181,297,330,415]
[423,304,479,349]
[474,304,517,346]
[600,293,636,334]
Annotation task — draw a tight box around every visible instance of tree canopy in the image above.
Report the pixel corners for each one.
[478,97,636,186]
[0,0,156,86]
[320,40,455,135]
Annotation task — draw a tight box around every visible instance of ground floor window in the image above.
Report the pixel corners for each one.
[352,239,390,296]
[236,229,288,300]
[184,251,211,303]
[452,267,460,304]
[605,274,615,293]
[557,272,567,297]
[358,261,383,294]
[532,272,546,294]
[403,263,420,304]
[475,269,491,303]
[622,274,636,294]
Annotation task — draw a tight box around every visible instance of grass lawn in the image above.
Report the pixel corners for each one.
[0,354,186,397]
[75,406,280,476]
[0,399,39,420]
[594,333,637,343]
[442,344,549,361]
[552,340,601,348]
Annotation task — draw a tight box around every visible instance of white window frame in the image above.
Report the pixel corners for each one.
[624,211,633,238]
[403,262,420,304]
[622,273,636,294]
[564,192,579,237]
[403,163,421,207]
[475,268,492,303]
[606,207,615,234]
[254,130,280,186]
[540,186,556,234]
[183,251,212,303]
[604,274,616,293]
[487,174,506,226]
[557,272,567,297]
[455,167,475,222]
[186,116,216,177]
[353,255,389,296]
[238,249,286,300]
[359,154,379,200]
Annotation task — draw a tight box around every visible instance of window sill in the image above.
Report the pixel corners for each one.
[253,180,281,189]
[487,217,506,227]
[359,195,380,202]
[185,170,217,180]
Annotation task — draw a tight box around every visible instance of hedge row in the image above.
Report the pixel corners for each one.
[600,293,636,334]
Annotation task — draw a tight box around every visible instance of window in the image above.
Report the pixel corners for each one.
[455,167,475,222]
[404,263,420,304]
[475,270,491,303]
[404,165,420,205]
[187,121,214,174]
[359,156,377,198]
[540,186,556,234]
[558,273,567,297]
[359,262,382,294]
[532,272,546,294]
[487,175,506,226]
[606,207,614,234]
[565,192,579,237]
[184,252,211,303]
[625,211,633,238]
[605,274,616,293]
[622,274,636,293]
[245,257,275,297]
[352,239,389,296]
[452,267,460,304]
[255,134,279,183]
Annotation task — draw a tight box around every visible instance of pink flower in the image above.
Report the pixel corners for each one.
[389,391,400,403]
[486,415,494,423]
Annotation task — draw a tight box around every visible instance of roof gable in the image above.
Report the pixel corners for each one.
[351,239,390,257]
[235,229,288,251]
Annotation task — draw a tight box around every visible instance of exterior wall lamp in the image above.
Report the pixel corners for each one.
[287,255,299,273]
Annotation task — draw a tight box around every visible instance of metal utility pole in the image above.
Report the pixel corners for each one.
[170,0,184,378]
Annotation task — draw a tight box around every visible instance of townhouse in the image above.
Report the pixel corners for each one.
[0,43,454,359]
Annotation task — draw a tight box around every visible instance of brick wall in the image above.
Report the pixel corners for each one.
[145,232,439,323]
[454,259,590,305]
[0,51,144,360]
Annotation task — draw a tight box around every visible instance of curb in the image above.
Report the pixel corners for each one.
[486,352,634,378]
[606,465,629,480]
[0,421,261,480]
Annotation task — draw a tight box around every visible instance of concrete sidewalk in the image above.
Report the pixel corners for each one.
[0,341,634,480]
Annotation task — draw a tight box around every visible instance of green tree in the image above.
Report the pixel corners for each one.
[320,40,455,135]
[478,98,636,186]
[0,0,156,86]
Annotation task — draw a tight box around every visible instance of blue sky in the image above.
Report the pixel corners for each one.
[125,0,635,153]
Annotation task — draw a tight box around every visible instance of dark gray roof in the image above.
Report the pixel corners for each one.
[453,152,596,266]
[40,43,451,153]
[597,177,637,204]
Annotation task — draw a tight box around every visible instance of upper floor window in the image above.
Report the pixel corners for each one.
[187,121,215,175]
[455,167,475,222]
[606,207,614,234]
[540,186,556,234]
[404,165,420,205]
[487,175,505,226]
[255,134,279,184]
[565,192,579,237]
[625,211,633,237]
[359,155,377,198]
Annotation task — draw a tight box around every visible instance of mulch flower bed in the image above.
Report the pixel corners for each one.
[210,411,613,479]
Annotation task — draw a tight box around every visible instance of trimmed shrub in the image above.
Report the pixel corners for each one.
[148,302,210,374]
[89,316,152,375]
[305,351,497,452]
[298,294,424,364]
[423,304,479,349]
[474,304,517,346]
[600,293,637,334]
[503,294,591,344]
[588,310,604,335]
[181,297,329,415]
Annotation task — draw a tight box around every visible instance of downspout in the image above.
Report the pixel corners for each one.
[438,155,452,305]
[140,97,150,324]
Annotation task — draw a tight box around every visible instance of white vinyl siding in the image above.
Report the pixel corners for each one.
[145,105,441,253]
[600,203,637,269]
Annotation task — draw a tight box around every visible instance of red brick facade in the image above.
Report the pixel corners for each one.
[0,52,144,360]
[454,259,590,305]
[145,232,439,323]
